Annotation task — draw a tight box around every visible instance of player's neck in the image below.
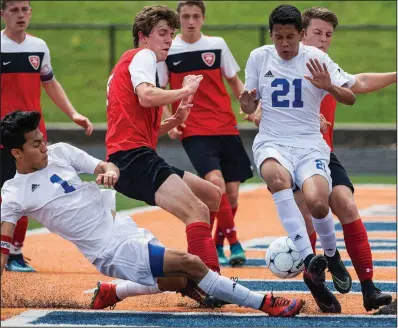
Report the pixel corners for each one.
[4,28,26,44]
[180,32,201,44]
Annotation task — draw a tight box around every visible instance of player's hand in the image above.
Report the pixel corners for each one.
[243,112,261,127]
[174,98,193,125]
[168,125,184,139]
[239,89,257,108]
[319,114,331,134]
[96,171,119,188]
[72,113,94,136]
[304,58,331,90]
[182,75,203,95]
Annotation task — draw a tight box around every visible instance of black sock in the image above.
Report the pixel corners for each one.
[304,253,315,269]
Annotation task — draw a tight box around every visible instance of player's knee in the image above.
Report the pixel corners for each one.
[206,183,222,211]
[333,197,359,225]
[206,174,225,191]
[309,199,329,219]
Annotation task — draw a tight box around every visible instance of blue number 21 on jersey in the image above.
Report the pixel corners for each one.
[271,78,304,108]
[50,174,76,194]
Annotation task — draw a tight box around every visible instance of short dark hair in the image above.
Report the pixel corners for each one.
[176,0,206,16]
[269,5,303,32]
[1,0,31,11]
[302,7,339,30]
[132,5,180,48]
[1,110,41,152]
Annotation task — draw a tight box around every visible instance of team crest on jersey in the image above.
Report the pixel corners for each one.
[201,52,215,67]
[28,55,40,70]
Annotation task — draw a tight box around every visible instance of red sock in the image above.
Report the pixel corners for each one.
[186,222,220,273]
[12,216,28,249]
[343,219,373,282]
[209,211,217,232]
[214,204,238,246]
[309,231,317,254]
[215,194,238,245]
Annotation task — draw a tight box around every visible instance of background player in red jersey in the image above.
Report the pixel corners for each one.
[245,6,395,313]
[0,0,93,272]
[158,0,253,267]
[105,5,226,306]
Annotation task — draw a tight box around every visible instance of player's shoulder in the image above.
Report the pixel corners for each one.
[24,33,49,49]
[300,44,327,59]
[249,45,275,58]
[202,35,227,46]
[47,142,73,159]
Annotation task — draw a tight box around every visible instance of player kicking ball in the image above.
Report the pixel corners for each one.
[0,111,303,317]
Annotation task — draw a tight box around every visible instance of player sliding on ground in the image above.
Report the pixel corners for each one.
[0,111,304,317]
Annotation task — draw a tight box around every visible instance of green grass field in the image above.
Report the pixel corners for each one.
[21,1,396,124]
[27,173,396,230]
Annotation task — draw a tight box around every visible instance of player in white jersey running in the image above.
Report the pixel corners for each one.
[240,5,356,312]
[0,110,304,317]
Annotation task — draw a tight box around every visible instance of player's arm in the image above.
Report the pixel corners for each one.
[158,97,193,136]
[41,43,93,136]
[1,222,16,275]
[350,72,397,94]
[226,75,245,100]
[325,83,355,105]
[240,52,260,114]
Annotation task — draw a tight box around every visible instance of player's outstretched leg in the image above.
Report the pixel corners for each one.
[330,185,392,310]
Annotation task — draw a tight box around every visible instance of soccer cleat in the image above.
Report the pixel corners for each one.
[90,281,119,310]
[216,245,229,265]
[303,270,341,313]
[229,242,246,267]
[305,254,328,284]
[373,298,396,315]
[260,292,304,317]
[177,279,208,307]
[362,282,393,311]
[5,253,36,273]
[204,295,230,308]
[325,250,352,294]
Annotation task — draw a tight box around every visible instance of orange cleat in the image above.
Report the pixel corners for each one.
[90,281,120,310]
[260,292,304,317]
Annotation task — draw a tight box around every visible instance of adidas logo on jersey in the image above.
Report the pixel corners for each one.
[31,184,40,192]
[264,70,274,77]
[294,234,303,241]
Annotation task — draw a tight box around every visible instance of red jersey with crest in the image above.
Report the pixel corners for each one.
[1,31,54,140]
[320,94,337,151]
[157,34,240,139]
[105,48,162,158]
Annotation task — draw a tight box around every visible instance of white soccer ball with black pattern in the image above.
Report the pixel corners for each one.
[265,236,305,278]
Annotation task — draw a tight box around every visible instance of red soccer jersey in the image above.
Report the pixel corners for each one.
[105,48,162,158]
[320,94,337,151]
[157,35,240,139]
[1,31,54,140]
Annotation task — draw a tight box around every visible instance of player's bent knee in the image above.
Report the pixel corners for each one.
[206,174,226,191]
[309,200,329,219]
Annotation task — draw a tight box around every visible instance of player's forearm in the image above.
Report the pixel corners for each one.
[227,75,245,100]
[162,105,173,120]
[325,85,356,105]
[240,99,259,115]
[43,79,78,119]
[139,87,191,108]
[351,72,397,94]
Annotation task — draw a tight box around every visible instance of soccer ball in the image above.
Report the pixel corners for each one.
[265,236,304,279]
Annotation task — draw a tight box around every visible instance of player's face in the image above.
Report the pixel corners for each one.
[302,18,334,53]
[270,24,303,60]
[143,20,175,62]
[179,4,205,38]
[16,129,48,171]
[1,1,32,33]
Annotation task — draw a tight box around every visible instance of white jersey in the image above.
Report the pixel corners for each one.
[1,143,116,263]
[245,43,355,150]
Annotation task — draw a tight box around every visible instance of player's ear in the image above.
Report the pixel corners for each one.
[298,29,304,41]
[11,148,22,161]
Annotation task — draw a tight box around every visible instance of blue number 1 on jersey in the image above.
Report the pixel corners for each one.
[50,174,76,194]
[271,78,303,108]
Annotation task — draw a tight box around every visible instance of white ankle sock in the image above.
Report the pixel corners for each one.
[312,209,336,257]
[273,189,313,261]
[115,281,162,300]
[198,270,264,310]
[10,245,22,255]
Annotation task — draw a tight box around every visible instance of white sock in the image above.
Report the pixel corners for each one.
[312,209,336,257]
[115,281,162,300]
[10,245,22,255]
[198,270,264,310]
[273,189,313,261]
